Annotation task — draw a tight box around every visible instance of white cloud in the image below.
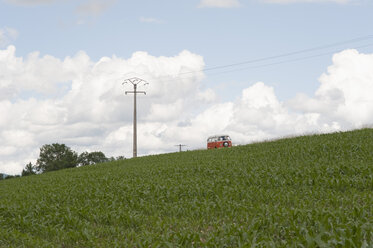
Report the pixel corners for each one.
[1,46,373,175]
[288,49,373,128]
[198,0,241,8]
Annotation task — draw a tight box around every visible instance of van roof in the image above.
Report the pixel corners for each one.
[207,134,230,139]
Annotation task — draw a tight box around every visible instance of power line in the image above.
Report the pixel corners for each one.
[117,36,373,95]
[134,35,373,83]
[200,42,373,77]
[154,42,373,82]
[116,36,373,84]
[178,35,373,76]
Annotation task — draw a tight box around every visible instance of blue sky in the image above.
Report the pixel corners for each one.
[1,0,373,174]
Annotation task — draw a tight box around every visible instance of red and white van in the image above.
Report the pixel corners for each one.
[207,135,232,149]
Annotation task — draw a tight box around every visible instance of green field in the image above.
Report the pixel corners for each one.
[1,129,373,247]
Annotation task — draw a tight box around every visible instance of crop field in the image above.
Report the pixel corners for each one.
[1,129,373,247]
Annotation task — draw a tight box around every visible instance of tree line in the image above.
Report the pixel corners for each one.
[19,143,125,177]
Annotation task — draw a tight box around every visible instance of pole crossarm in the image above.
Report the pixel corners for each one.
[122,77,147,85]
[122,77,148,158]
[175,144,187,152]
[125,91,146,95]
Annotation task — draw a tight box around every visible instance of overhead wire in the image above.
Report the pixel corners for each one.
[145,36,373,82]
[200,42,373,77]
[178,35,373,76]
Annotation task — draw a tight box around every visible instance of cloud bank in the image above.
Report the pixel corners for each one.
[1,45,373,174]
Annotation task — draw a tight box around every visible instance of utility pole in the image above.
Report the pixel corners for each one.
[175,144,186,152]
[123,77,148,158]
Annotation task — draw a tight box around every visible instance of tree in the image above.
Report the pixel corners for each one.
[22,162,36,176]
[78,151,108,166]
[4,175,20,179]
[107,156,126,162]
[115,156,126,161]
[36,143,78,173]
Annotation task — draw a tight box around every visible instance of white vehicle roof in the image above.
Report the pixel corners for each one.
[208,134,230,139]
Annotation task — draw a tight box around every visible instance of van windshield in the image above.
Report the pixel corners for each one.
[207,135,231,142]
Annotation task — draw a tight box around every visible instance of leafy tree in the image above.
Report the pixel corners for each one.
[78,151,108,166]
[36,143,78,173]
[22,162,36,176]
[107,156,126,162]
[115,156,126,161]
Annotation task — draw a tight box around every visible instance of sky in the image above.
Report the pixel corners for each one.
[1,0,373,174]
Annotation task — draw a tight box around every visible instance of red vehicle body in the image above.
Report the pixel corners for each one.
[207,135,232,149]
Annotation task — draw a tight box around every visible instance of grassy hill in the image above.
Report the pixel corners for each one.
[1,129,373,247]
